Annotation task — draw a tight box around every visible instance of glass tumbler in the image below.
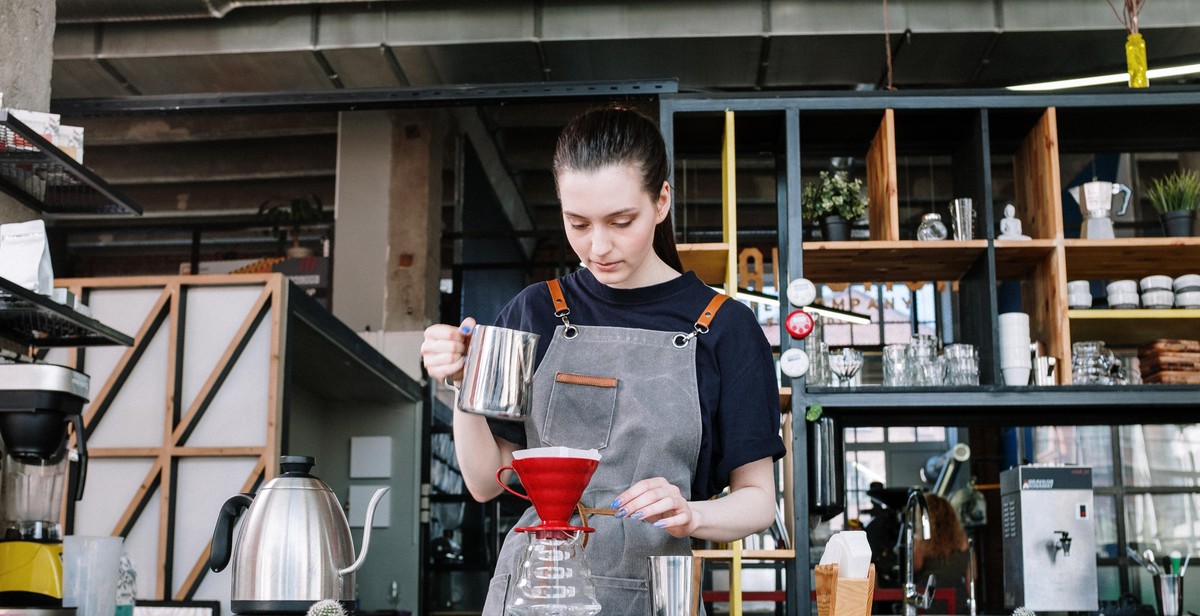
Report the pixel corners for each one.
[941,343,979,385]
[1072,340,1116,385]
[907,334,941,386]
[883,344,909,386]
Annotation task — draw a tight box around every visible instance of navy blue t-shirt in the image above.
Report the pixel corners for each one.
[489,268,786,501]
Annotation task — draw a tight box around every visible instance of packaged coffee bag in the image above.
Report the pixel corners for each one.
[0,219,55,293]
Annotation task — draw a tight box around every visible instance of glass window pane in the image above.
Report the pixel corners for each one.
[1094,495,1118,558]
[889,427,916,442]
[1124,493,1200,553]
[847,450,887,493]
[1120,425,1200,488]
[850,427,884,443]
[916,427,947,443]
[1033,426,1115,486]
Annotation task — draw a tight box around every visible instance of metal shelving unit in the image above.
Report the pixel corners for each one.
[661,88,1200,616]
[0,276,133,347]
[0,110,143,215]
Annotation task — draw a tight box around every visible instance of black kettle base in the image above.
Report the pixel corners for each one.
[232,600,356,615]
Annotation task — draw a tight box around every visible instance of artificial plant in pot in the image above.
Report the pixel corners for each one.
[1146,170,1199,237]
[802,170,868,241]
[257,194,329,258]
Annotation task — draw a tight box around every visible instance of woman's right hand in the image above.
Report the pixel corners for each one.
[420,317,476,383]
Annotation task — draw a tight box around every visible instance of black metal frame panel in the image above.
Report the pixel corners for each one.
[0,111,143,215]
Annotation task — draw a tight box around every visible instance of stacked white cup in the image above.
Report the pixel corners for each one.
[1067,280,1092,309]
[998,312,1032,386]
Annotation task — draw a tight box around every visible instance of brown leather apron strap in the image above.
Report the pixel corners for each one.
[546,279,570,317]
[694,293,730,333]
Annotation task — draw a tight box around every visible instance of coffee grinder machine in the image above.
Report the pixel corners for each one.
[1001,465,1098,611]
[0,362,90,607]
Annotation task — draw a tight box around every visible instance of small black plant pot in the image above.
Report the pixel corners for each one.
[1161,210,1196,237]
[820,215,852,241]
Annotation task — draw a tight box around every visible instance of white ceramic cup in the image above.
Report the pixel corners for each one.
[1106,279,1137,296]
[1107,292,1140,308]
[1002,366,1031,386]
[1067,280,1091,294]
[1141,289,1175,308]
[1176,291,1200,308]
[1140,275,1174,292]
[1068,292,1093,309]
[1174,274,1200,293]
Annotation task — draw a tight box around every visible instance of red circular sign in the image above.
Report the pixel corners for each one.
[785,310,815,339]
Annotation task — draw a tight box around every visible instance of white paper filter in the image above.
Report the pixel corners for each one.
[512,446,601,461]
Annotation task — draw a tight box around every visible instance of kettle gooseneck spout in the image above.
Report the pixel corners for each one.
[338,487,390,577]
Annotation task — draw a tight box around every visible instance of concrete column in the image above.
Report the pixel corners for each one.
[0,0,55,224]
[333,109,446,379]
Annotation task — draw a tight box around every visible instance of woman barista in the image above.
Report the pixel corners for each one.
[421,106,786,614]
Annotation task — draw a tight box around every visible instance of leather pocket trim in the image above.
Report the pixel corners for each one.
[555,372,618,388]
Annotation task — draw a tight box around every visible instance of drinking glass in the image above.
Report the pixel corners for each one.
[827,348,864,388]
[941,343,979,386]
[907,335,941,386]
[883,344,909,386]
[1072,340,1117,385]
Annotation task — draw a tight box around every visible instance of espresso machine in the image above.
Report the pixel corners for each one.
[0,361,90,608]
[1001,465,1097,611]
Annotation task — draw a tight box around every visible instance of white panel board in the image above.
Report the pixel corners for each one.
[348,485,391,528]
[173,457,260,597]
[194,553,232,616]
[74,458,158,537]
[184,319,269,447]
[182,286,264,414]
[89,326,168,448]
[350,436,392,478]
[81,289,166,413]
[125,488,162,602]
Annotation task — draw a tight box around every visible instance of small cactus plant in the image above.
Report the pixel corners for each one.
[307,600,346,616]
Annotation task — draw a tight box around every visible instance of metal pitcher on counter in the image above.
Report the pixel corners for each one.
[209,455,388,614]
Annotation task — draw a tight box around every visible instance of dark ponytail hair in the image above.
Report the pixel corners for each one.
[553,106,684,274]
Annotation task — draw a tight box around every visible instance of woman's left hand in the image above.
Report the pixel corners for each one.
[612,477,697,538]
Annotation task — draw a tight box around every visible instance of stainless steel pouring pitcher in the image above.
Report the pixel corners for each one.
[452,324,539,421]
[209,456,388,614]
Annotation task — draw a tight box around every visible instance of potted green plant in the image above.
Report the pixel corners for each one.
[257,194,329,258]
[1146,170,1200,237]
[802,170,869,241]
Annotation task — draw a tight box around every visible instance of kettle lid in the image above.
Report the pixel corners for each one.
[279,455,316,477]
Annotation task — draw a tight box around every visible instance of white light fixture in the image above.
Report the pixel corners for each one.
[1008,62,1200,91]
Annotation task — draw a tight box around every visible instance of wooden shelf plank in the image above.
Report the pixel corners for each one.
[1068,308,1200,347]
[693,549,795,560]
[994,240,1057,279]
[800,240,987,283]
[1064,238,1200,279]
[780,386,792,412]
[678,242,730,285]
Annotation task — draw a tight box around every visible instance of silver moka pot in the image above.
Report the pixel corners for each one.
[209,456,388,614]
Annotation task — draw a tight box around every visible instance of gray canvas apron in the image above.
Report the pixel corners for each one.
[482,279,728,616]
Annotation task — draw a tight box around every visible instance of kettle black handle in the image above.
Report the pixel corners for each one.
[209,494,254,572]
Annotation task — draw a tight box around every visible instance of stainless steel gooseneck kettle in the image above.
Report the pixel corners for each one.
[209,455,389,614]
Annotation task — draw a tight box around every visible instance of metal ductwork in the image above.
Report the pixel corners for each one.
[56,0,407,23]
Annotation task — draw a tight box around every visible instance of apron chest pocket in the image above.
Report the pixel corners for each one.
[544,372,618,451]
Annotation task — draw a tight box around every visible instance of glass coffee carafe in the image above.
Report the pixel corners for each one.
[507,530,601,616]
[2,451,68,541]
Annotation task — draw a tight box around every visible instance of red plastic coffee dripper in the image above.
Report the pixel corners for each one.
[497,454,600,533]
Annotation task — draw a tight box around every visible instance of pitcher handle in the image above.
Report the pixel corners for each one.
[1114,183,1132,217]
[496,465,531,501]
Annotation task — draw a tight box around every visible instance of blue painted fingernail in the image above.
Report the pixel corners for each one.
[460,325,472,334]
[615,508,628,518]
[653,520,667,527]
[610,499,622,509]
[631,511,645,521]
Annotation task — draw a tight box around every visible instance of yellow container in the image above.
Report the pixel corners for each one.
[1126,33,1148,88]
